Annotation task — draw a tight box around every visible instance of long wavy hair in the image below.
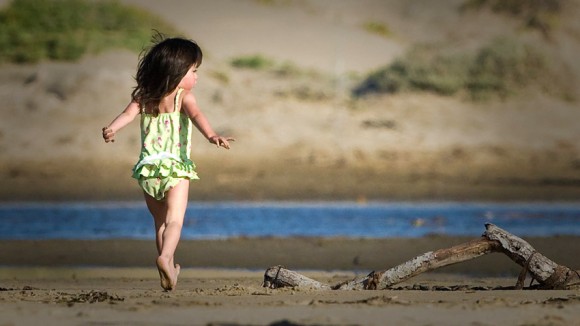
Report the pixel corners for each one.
[132,33,203,115]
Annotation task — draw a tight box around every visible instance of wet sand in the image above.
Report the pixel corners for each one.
[1,236,579,325]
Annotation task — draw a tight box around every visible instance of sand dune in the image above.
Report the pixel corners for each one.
[1,0,579,201]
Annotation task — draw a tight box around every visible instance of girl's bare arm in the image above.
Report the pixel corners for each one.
[102,101,140,143]
[181,92,234,149]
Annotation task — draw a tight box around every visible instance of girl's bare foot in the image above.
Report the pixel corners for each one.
[173,263,181,289]
[156,256,175,291]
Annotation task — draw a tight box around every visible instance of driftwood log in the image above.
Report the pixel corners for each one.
[263,223,580,290]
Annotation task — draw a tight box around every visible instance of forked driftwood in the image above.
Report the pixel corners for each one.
[263,223,580,290]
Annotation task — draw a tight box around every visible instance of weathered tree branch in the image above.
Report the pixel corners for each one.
[483,223,579,289]
[263,265,331,290]
[263,223,579,290]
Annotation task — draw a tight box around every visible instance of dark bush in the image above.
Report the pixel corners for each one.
[353,38,548,101]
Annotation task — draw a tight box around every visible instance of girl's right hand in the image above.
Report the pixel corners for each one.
[102,127,115,143]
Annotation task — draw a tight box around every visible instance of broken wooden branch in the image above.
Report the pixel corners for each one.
[263,223,579,290]
[483,223,579,289]
[263,265,331,290]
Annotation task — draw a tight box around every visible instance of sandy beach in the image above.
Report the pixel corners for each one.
[1,268,578,326]
[1,236,579,325]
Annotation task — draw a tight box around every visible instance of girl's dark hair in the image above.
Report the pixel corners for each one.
[132,33,203,115]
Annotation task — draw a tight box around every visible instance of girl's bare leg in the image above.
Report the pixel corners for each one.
[145,195,166,255]
[144,179,189,290]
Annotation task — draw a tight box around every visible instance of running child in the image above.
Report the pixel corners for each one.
[102,35,234,291]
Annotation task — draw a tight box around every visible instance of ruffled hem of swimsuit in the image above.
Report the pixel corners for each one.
[132,157,199,180]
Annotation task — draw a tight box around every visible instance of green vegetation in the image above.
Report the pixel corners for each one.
[362,21,392,38]
[208,70,230,85]
[353,37,548,101]
[230,55,275,70]
[466,37,547,100]
[230,55,309,77]
[461,0,563,34]
[0,0,178,63]
[229,54,331,101]
[253,0,292,6]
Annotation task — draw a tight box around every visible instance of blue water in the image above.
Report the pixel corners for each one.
[0,201,579,240]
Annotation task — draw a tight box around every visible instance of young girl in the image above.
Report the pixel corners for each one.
[102,35,234,291]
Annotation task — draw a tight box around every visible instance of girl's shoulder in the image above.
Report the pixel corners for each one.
[180,91,198,108]
[180,90,196,102]
[179,91,201,117]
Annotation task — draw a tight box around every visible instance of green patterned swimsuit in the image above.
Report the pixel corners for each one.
[132,88,199,200]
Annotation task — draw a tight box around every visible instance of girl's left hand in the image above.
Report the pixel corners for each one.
[209,135,235,149]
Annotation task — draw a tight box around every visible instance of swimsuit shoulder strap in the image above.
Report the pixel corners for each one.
[174,88,184,112]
